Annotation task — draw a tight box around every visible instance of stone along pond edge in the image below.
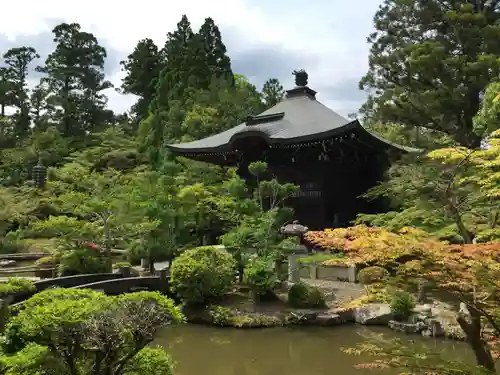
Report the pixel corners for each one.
[182,302,466,341]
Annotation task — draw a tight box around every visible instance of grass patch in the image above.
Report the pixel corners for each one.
[341,283,391,309]
[208,305,283,328]
[21,238,56,253]
[297,252,345,265]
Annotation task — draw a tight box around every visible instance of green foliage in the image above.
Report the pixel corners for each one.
[360,1,500,148]
[57,248,108,276]
[0,239,25,254]
[243,257,278,297]
[112,261,132,269]
[220,162,298,256]
[123,347,174,375]
[0,343,65,375]
[474,82,500,136]
[170,246,236,304]
[297,252,345,265]
[127,239,147,265]
[2,47,39,140]
[34,255,57,268]
[389,290,416,322]
[357,266,390,285]
[363,121,454,150]
[10,288,103,317]
[207,304,282,328]
[262,78,284,107]
[2,288,183,374]
[36,22,113,136]
[357,130,500,243]
[208,305,233,326]
[287,282,326,308]
[0,278,35,298]
[120,38,164,123]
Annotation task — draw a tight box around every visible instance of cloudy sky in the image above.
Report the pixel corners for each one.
[1,0,382,117]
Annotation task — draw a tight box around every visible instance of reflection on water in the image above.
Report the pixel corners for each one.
[154,325,473,375]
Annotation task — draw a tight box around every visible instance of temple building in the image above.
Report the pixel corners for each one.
[167,70,417,230]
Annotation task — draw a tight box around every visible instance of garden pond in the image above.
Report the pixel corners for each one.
[155,324,474,375]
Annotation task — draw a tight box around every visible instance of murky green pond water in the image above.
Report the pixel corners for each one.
[155,325,473,375]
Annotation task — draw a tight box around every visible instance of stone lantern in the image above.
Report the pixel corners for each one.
[32,159,47,188]
[280,220,309,285]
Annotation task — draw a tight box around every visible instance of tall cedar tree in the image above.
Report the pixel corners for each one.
[0,67,13,119]
[120,38,164,123]
[36,23,113,138]
[30,82,55,132]
[153,15,233,114]
[0,67,13,147]
[360,1,500,148]
[262,78,284,108]
[3,47,39,139]
[152,15,194,114]
[139,15,234,166]
[198,17,233,84]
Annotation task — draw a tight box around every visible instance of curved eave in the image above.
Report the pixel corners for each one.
[167,120,422,155]
[357,125,423,153]
[167,121,360,155]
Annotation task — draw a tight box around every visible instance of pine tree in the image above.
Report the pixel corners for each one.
[120,38,164,123]
[140,15,236,167]
[30,82,54,132]
[153,14,195,113]
[3,46,39,138]
[198,17,233,83]
[36,23,112,137]
[360,1,500,148]
[262,78,284,108]
[0,67,13,118]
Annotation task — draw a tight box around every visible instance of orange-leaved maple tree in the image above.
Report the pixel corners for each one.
[303,225,447,267]
[345,240,500,374]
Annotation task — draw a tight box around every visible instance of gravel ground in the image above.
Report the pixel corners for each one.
[302,278,365,308]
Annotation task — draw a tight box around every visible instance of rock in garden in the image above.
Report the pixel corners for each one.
[423,318,445,337]
[315,313,342,326]
[0,260,16,267]
[330,307,355,323]
[388,320,426,334]
[413,304,432,316]
[353,303,392,325]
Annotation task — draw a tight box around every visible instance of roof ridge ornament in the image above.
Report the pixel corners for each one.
[246,112,285,126]
[287,69,316,99]
[292,69,308,87]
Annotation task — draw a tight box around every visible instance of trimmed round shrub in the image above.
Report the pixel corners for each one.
[357,266,390,285]
[244,258,278,298]
[57,248,108,276]
[112,261,132,269]
[390,291,416,321]
[127,240,147,265]
[170,246,236,305]
[0,239,25,254]
[34,255,58,268]
[287,282,326,308]
[0,278,36,298]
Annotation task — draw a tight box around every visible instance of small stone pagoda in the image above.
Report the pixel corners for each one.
[167,70,417,229]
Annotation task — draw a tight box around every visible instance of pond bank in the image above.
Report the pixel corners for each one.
[183,279,466,341]
[183,301,465,341]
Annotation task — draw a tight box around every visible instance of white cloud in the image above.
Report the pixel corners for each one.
[1,0,381,116]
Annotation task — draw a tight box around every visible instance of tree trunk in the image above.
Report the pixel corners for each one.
[457,308,497,373]
[149,256,155,274]
[0,296,13,333]
[453,128,482,150]
[449,202,473,244]
[416,281,426,304]
[102,214,113,273]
